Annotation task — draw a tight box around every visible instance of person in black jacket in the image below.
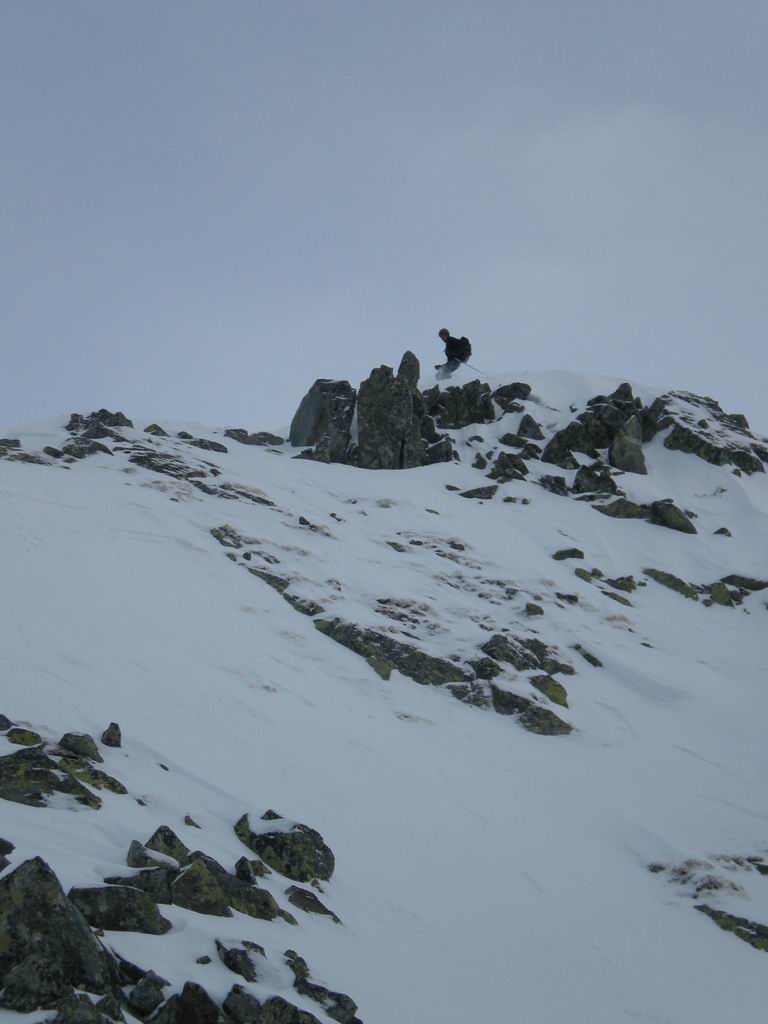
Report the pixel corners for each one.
[436,328,472,378]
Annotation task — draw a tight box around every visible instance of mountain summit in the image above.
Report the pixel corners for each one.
[1,355,767,1023]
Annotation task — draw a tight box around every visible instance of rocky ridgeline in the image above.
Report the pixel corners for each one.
[0,716,361,1022]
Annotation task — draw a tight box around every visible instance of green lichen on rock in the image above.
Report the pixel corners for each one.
[314,617,470,686]
[285,950,360,1024]
[647,500,697,534]
[57,756,127,795]
[643,568,699,600]
[187,851,294,923]
[0,746,101,809]
[0,857,114,1012]
[529,674,569,707]
[126,839,173,870]
[605,575,637,593]
[210,524,244,548]
[248,566,290,592]
[708,581,734,606]
[57,732,103,763]
[104,866,177,904]
[574,567,598,583]
[448,682,491,708]
[695,904,768,952]
[602,590,633,607]
[67,884,172,935]
[490,685,572,735]
[6,728,42,747]
[525,603,544,616]
[573,644,603,668]
[235,813,335,882]
[283,593,325,617]
[170,859,232,917]
[145,825,190,865]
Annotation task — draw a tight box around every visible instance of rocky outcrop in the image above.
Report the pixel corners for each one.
[423,380,495,429]
[542,383,644,469]
[67,884,172,934]
[489,685,572,735]
[608,415,647,474]
[235,812,335,883]
[0,745,102,809]
[356,353,449,469]
[314,617,471,686]
[290,379,357,464]
[492,382,531,411]
[285,950,362,1024]
[643,391,765,475]
[595,498,697,534]
[0,858,115,1012]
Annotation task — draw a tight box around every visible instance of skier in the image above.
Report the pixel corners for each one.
[435,328,472,380]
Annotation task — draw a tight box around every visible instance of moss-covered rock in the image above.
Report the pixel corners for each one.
[216,940,260,982]
[235,813,335,883]
[58,732,103,763]
[6,728,42,746]
[126,839,175,870]
[67,884,172,935]
[707,581,734,606]
[170,860,232,917]
[490,686,572,735]
[643,568,699,600]
[57,756,126,794]
[553,548,584,561]
[602,590,633,607]
[0,858,114,1012]
[187,851,293,922]
[525,603,544,616]
[695,904,768,952]
[143,423,168,436]
[448,682,491,708]
[647,500,697,534]
[145,825,190,865]
[210,524,244,548]
[0,746,101,809]
[605,575,637,592]
[247,566,290,592]
[529,674,569,707]
[314,618,470,686]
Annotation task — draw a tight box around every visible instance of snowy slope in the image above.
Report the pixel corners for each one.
[2,369,768,1024]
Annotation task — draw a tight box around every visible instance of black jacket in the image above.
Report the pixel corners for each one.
[444,335,472,362]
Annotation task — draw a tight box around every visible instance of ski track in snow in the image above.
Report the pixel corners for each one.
[1,369,768,1023]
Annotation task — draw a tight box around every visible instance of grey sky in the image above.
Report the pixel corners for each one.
[2,1,767,434]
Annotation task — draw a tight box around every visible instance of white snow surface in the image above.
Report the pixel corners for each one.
[1,369,768,1023]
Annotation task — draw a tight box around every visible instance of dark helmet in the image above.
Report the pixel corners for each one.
[438,327,450,339]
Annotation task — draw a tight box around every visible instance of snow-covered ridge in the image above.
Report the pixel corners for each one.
[1,363,768,1024]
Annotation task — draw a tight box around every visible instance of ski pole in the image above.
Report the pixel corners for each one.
[464,362,489,377]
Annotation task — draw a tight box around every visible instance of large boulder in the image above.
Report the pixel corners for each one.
[0,746,101,809]
[0,858,114,1011]
[356,352,432,469]
[289,379,356,462]
[67,885,172,935]
[608,415,647,474]
[235,813,335,883]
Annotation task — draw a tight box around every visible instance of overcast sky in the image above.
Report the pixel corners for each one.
[2,1,767,434]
